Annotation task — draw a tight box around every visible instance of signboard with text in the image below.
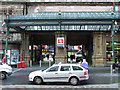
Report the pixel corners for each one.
[57,37,64,48]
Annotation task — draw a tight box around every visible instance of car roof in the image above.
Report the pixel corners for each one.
[52,63,80,66]
[46,63,86,70]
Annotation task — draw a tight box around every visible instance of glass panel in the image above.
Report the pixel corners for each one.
[25,25,111,31]
[72,66,83,71]
[106,42,120,62]
[115,6,120,12]
[60,66,71,71]
[47,66,59,72]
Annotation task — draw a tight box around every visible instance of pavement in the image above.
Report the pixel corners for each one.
[0,83,119,89]
[1,64,120,90]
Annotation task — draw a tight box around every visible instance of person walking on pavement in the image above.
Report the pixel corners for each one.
[70,54,75,63]
[46,53,49,60]
[112,58,119,73]
[81,59,88,69]
[2,57,5,63]
[112,62,116,72]
[118,60,120,71]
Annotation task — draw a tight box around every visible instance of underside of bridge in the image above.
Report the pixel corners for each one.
[30,31,92,45]
[29,31,93,65]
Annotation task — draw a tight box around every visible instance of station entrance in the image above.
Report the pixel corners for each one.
[4,11,120,66]
[29,32,55,66]
[29,31,92,65]
[67,32,93,64]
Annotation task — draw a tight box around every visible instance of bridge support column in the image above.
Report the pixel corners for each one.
[21,33,30,67]
[92,32,107,67]
[55,32,67,63]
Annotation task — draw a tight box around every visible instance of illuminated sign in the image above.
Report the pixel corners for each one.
[57,37,64,48]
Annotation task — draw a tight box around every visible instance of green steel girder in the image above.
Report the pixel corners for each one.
[4,11,120,32]
[8,21,112,27]
[6,12,120,21]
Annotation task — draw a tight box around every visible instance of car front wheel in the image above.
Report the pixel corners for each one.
[69,77,78,85]
[0,72,7,80]
[34,77,43,85]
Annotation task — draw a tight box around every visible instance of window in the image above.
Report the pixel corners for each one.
[46,66,59,72]
[72,66,83,71]
[106,42,120,62]
[60,66,71,71]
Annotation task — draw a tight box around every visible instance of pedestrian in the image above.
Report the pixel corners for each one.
[118,60,120,71]
[2,57,5,63]
[81,59,88,69]
[78,61,82,65]
[46,53,49,60]
[36,53,40,64]
[117,55,120,61]
[19,54,22,61]
[115,56,118,64]
[70,54,75,62]
[112,62,116,72]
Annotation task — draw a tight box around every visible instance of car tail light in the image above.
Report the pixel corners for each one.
[84,71,87,75]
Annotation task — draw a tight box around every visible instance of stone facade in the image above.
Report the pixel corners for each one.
[55,32,67,63]
[20,33,30,66]
[92,32,107,67]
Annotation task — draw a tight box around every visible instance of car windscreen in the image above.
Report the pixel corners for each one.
[46,66,59,72]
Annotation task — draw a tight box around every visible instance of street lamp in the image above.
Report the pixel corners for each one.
[4,6,10,63]
[111,20,119,63]
[1,23,5,61]
[110,4,119,63]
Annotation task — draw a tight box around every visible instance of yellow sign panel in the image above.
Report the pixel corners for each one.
[42,49,48,52]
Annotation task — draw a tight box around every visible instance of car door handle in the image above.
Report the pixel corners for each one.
[69,72,72,74]
[55,73,58,74]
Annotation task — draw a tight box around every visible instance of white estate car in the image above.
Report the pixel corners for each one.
[29,63,89,85]
[0,62,12,80]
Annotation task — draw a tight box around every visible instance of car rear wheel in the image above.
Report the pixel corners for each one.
[0,72,7,80]
[69,77,78,85]
[34,77,43,85]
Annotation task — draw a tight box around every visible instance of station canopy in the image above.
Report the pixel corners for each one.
[5,11,120,32]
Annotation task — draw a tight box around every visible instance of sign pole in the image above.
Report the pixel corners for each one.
[5,14,9,63]
[111,21,115,63]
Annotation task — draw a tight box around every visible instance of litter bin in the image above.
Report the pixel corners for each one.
[17,61,21,68]
[21,61,25,68]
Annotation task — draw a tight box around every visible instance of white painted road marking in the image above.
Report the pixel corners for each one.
[0,83,119,89]
[13,68,23,73]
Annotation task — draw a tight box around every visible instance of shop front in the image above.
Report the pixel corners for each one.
[106,42,120,62]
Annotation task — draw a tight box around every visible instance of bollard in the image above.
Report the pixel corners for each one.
[17,61,21,68]
[111,65,113,75]
[39,60,41,67]
[21,61,25,68]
